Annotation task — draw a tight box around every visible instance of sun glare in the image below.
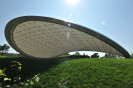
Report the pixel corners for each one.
[66,0,80,5]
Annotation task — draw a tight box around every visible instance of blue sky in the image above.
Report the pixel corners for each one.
[0,0,133,56]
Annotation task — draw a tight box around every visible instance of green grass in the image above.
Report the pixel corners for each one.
[58,54,71,58]
[19,58,133,88]
[58,54,82,58]
[0,55,7,58]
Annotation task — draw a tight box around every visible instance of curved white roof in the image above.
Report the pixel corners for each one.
[5,16,130,58]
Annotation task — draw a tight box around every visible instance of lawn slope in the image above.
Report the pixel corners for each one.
[16,58,133,88]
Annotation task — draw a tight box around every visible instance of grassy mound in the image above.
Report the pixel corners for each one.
[21,58,133,88]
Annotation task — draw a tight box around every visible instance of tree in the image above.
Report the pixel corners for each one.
[91,53,99,58]
[131,53,133,58]
[83,53,86,56]
[0,44,10,54]
[3,44,10,53]
[74,52,80,55]
[0,45,2,53]
[104,53,116,58]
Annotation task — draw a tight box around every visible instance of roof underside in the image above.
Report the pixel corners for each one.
[5,16,130,58]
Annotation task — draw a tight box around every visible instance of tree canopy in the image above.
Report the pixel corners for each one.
[0,44,10,54]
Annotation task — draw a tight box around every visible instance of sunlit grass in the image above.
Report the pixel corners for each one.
[0,55,7,58]
[19,58,133,88]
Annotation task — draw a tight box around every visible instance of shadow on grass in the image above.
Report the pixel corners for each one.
[0,55,90,82]
[0,56,87,81]
[0,57,58,81]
